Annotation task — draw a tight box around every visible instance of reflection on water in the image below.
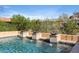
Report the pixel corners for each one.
[0,37,74,53]
[36,40,43,47]
[0,36,17,43]
[49,43,53,46]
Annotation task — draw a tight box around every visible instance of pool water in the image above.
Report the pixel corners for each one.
[0,37,73,53]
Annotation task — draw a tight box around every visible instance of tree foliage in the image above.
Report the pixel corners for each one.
[60,20,78,35]
[11,15,30,31]
[0,13,79,35]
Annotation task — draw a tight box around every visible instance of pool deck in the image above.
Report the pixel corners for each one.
[0,31,19,38]
[71,43,79,53]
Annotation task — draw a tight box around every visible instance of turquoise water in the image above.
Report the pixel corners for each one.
[0,37,73,53]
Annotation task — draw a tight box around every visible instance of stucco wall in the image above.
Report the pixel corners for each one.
[22,31,33,37]
[57,34,79,44]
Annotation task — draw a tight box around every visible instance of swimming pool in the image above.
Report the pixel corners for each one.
[0,36,74,53]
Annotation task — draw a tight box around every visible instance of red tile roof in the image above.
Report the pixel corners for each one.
[0,18,11,22]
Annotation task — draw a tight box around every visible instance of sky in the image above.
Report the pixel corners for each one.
[0,5,79,19]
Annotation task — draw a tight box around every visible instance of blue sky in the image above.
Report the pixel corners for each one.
[0,5,79,19]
